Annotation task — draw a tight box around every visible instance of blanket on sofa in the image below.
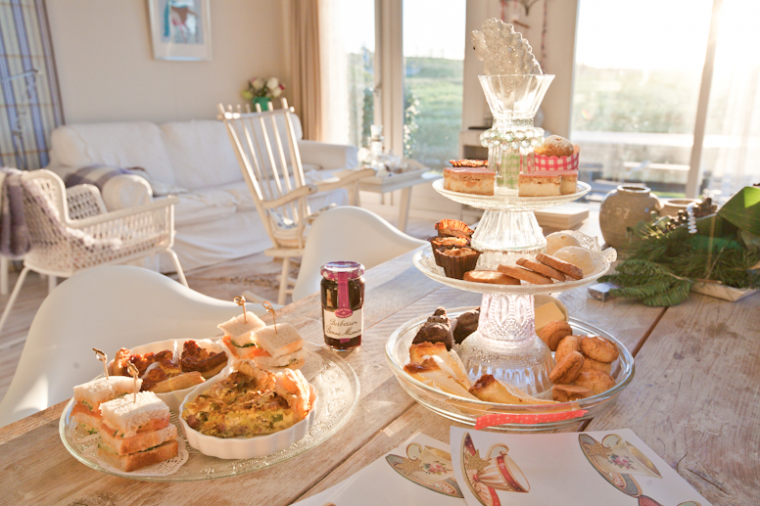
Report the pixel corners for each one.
[0,168,31,258]
[64,165,143,192]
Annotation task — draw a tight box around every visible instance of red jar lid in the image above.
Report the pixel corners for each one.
[320,261,365,280]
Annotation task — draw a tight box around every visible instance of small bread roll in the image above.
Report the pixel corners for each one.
[535,135,574,157]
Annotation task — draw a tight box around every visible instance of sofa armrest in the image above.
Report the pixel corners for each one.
[298,140,359,171]
[100,174,154,211]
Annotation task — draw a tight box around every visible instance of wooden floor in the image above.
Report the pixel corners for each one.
[0,200,437,404]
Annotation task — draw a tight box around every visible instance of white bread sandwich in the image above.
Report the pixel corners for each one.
[218,311,266,360]
[97,392,178,472]
[251,323,305,369]
[71,376,142,433]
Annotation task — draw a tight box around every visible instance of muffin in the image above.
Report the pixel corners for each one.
[429,236,469,266]
[439,247,481,280]
[535,135,574,157]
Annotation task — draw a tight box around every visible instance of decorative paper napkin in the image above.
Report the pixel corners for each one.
[450,427,710,506]
[291,434,466,506]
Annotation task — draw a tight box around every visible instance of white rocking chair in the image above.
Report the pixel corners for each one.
[0,169,187,335]
[219,99,375,304]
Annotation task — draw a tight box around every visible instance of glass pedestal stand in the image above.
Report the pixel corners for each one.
[417,179,615,397]
[460,292,553,397]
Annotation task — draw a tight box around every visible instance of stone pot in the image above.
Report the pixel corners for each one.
[599,185,661,249]
[660,198,699,218]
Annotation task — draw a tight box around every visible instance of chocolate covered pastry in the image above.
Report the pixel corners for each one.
[412,307,454,350]
[453,307,480,344]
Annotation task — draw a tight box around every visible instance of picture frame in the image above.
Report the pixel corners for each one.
[147,0,212,61]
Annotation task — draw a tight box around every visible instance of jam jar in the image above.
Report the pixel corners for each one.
[320,261,365,350]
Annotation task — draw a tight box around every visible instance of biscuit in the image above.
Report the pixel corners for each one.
[549,351,584,384]
[580,335,619,363]
[464,270,520,285]
[554,335,580,365]
[537,321,573,351]
[579,355,612,374]
[552,384,592,402]
[497,264,553,285]
[535,253,583,280]
[574,370,616,395]
[516,258,566,282]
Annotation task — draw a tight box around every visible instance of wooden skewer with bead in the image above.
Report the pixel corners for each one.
[262,301,277,334]
[126,362,139,403]
[234,295,247,323]
[93,348,109,379]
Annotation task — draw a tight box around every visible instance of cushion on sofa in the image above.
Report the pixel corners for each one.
[161,121,242,191]
[49,123,176,185]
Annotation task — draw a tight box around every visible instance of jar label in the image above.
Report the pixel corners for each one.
[323,308,363,339]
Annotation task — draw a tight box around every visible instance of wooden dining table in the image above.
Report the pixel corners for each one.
[1,247,758,505]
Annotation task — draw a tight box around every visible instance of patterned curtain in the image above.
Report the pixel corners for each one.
[0,0,64,171]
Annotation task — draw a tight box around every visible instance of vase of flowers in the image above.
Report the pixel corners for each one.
[242,77,285,111]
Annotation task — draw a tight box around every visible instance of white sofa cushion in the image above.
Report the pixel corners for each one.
[49,123,176,185]
[161,121,242,191]
[173,188,238,227]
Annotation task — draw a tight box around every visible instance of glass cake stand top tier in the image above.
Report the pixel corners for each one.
[432,179,591,212]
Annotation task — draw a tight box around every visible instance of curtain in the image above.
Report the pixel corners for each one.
[289,0,322,141]
[0,0,64,171]
[703,0,760,199]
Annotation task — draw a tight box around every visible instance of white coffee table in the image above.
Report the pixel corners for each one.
[355,167,441,233]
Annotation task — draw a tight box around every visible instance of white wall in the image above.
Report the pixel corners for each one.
[47,0,290,125]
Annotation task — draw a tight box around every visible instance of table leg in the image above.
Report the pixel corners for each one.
[398,187,412,233]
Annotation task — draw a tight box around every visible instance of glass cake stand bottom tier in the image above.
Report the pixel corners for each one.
[458,292,553,396]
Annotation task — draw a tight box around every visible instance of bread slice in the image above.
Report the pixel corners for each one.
[99,423,177,455]
[469,374,555,405]
[218,312,266,344]
[99,392,170,438]
[254,323,303,358]
[73,376,141,407]
[254,348,306,369]
[98,439,178,472]
[408,343,471,389]
[71,409,101,434]
[404,359,478,399]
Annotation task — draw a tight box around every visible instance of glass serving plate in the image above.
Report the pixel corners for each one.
[59,342,359,481]
[432,179,591,212]
[385,309,634,431]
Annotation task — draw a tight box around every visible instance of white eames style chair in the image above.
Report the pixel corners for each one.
[219,99,375,305]
[291,206,427,302]
[0,265,265,428]
[0,169,188,336]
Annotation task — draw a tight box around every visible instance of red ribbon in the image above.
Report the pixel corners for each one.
[474,409,588,429]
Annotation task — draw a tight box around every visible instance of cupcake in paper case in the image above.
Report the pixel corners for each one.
[520,141,580,197]
[439,247,481,280]
[429,236,470,266]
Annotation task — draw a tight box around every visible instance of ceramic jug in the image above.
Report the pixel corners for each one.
[599,186,661,249]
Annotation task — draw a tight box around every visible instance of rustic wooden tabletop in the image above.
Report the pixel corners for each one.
[1,248,757,506]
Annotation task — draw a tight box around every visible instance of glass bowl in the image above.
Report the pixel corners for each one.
[385,309,634,431]
[59,342,359,481]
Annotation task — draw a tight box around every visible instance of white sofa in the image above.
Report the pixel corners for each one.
[44,114,358,271]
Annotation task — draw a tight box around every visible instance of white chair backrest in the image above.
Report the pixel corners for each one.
[0,265,246,427]
[291,206,427,301]
[219,100,310,249]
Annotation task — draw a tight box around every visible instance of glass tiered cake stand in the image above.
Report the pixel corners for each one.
[385,182,634,431]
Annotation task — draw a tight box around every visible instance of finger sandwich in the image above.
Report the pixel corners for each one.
[218,311,266,360]
[72,376,142,433]
[97,391,178,472]
[252,323,305,369]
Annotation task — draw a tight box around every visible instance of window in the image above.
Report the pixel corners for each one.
[402,0,466,169]
[571,0,713,198]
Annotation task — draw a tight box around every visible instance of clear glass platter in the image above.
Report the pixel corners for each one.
[413,247,615,295]
[432,179,590,211]
[386,308,634,431]
[59,342,360,481]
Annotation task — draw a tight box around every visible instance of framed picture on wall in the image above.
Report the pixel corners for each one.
[148,0,212,61]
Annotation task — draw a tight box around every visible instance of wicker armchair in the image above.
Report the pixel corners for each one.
[0,169,187,335]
